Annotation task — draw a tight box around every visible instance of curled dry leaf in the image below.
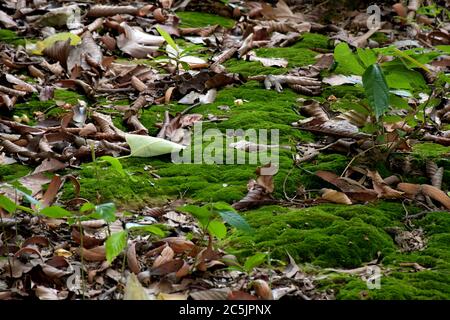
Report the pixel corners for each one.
[426,161,443,189]
[367,170,403,199]
[233,164,277,210]
[421,184,450,210]
[78,245,106,262]
[35,286,68,300]
[162,237,195,254]
[123,273,149,300]
[71,228,104,249]
[190,288,231,300]
[153,246,175,268]
[321,188,352,205]
[127,242,140,274]
[228,290,259,300]
[253,279,273,300]
[150,259,184,276]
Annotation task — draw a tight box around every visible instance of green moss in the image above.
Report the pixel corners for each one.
[412,142,450,159]
[293,33,332,50]
[64,81,312,205]
[177,12,235,28]
[224,47,317,78]
[224,60,286,78]
[0,164,31,182]
[227,204,397,268]
[12,89,86,120]
[0,29,26,46]
[370,32,389,45]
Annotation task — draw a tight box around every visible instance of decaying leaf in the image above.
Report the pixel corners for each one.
[321,188,352,205]
[123,273,149,300]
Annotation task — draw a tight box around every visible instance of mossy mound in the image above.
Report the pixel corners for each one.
[325,211,450,299]
[225,33,328,77]
[177,12,235,28]
[226,204,405,268]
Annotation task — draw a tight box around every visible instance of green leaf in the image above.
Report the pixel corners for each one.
[155,25,178,51]
[80,202,95,213]
[125,133,185,157]
[334,42,365,75]
[362,64,390,120]
[217,209,253,233]
[32,32,81,55]
[0,195,17,213]
[40,206,73,218]
[207,220,227,239]
[178,205,212,227]
[99,156,126,177]
[244,253,267,272]
[94,203,117,223]
[129,225,165,237]
[105,230,128,263]
[180,61,191,71]
[356,48,377,68]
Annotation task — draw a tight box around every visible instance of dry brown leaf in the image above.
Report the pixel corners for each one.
[127,242,140,274]
[35,286,68,300]
[190,288,231,300]
[421,184,450,210]
[78,246,106,262]
[228,290,259,300]
[150,259,184,276]
[321,188,352,205]
[397,183,421,196]
[71,228,104,249]
[123,273,149,300]
[153,245,175,268]
[253,279,273,300]
[393,3,408,17]
[23,236,50,248]
[162,237,195,254]
[367,170,403,199]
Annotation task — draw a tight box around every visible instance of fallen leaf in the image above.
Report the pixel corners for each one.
[421,184,450,210]
[35,286,68,300]
[78,246,106,262]
[125,133,185,157]
[321,188,352,205]
[123,273,149,300]
[127,242,140,274]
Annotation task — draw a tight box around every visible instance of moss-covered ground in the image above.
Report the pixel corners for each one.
[1,17,449,299]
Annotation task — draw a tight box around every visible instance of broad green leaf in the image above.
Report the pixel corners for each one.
[0,195,17,213]
[129,225,165,237]
[178,205,212,227]
[94,203,117,223]
[218,210,253,233]
[207,220,227,239]
[99,156,126,177]
[125,133,185,157]
[105,230,127,263]
[32,32,81,55]
[156,25,178,51]
[356,48,377,68]
[244,253,267,272]
[362,64,390,120]
[334,42,365,75]
[40,206,73,218]
[80,202,95,213]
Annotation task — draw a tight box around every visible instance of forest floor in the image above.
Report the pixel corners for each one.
[0,0,449,300]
